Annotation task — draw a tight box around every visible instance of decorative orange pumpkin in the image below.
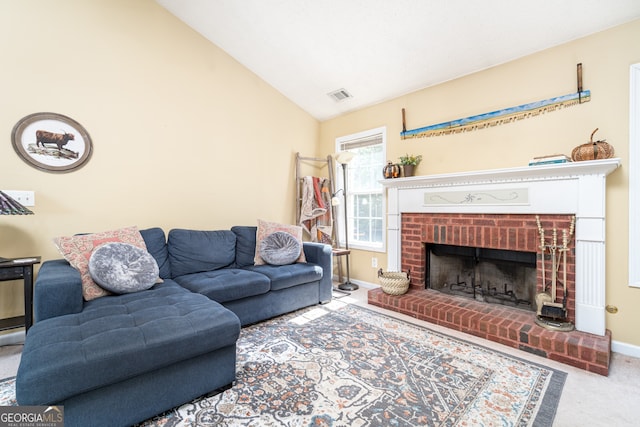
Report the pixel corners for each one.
[571,128,614,161]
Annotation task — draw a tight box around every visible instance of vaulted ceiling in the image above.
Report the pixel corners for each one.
[156,0,640,121]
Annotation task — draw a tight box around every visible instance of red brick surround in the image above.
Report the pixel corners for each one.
[368,213,611,375]
[402,213,576,322]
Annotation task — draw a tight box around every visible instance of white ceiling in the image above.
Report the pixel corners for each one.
[156,0,640,121]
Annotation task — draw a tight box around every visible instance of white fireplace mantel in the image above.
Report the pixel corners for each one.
[382,158,621,336]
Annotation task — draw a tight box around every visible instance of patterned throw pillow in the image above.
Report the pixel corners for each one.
[254,219,306,265]
[53,226,148,301]
[88,242,159,294]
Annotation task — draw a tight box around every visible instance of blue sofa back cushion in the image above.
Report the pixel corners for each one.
[140,227,172,279]
[168,229,237,278]
[231,226,257,267]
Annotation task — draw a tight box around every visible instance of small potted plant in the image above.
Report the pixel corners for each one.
[399,154,422,177]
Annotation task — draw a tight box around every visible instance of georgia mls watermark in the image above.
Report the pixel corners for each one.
[0,406,64,427]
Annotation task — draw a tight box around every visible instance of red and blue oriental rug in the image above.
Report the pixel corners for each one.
[0,303,565,426]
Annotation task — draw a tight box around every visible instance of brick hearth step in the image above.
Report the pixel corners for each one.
[368,288,611,375]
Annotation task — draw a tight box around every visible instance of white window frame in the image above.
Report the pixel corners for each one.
[335,126,386,252]
[629,63,640,287]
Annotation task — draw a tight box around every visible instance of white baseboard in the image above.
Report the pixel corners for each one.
[612,340,640,359]
[0,330,25,346]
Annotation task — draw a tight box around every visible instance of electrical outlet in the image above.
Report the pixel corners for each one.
[3,190,35,207]
[371,257,378,268]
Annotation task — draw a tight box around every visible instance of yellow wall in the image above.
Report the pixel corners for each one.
[0,1,319,319]
[320,19,640,348]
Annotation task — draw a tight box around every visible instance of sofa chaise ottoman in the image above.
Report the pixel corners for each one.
[16,272,240,427]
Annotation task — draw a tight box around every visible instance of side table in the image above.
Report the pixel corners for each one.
[0,256,41,333]
[332,248,358,293]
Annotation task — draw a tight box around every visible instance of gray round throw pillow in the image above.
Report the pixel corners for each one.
[89,242,159,294]
[259,231,302,265]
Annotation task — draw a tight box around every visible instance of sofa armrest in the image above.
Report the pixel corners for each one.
[33,259,84,323]
[303,242,333,302]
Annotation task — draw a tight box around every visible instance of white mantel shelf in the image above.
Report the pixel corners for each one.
[381,158,621,189]
[383,158,621,337]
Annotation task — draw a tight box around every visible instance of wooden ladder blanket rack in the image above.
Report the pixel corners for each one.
[295,153,349,285]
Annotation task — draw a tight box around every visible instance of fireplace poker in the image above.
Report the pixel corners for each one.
[559,217,575,310]
[536,216,546,292]
[563,229,568,305]
[551,228,557,303]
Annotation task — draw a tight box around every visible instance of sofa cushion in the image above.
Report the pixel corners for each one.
[245,262,323,291]
[259,231,302,265]
[173,269,270,303]
[89,242,160,294]
[140,227,171,279]
[16,281,241,406]
[168,229,236,278]
[52,226,148,301]
[254,219,306,265]
[231,226,257,267]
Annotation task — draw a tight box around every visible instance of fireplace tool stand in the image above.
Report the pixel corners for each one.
[534,216,575,332]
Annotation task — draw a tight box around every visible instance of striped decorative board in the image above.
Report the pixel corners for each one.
[401,90,590,139]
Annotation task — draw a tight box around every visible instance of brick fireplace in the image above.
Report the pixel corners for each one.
[404,213,576,319]
[369,159,620,374]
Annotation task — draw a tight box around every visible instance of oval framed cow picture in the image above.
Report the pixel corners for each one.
[11,112,93,173]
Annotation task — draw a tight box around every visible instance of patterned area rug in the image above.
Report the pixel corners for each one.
[0,302,565,426]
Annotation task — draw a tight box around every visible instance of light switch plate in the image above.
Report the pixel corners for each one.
[3,190,35,206]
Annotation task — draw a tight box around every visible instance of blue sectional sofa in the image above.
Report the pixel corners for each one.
[16,226,332,427]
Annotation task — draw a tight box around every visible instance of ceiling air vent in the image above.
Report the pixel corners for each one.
[328,88,353,102]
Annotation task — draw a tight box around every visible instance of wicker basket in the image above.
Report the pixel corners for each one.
[377,268,410,295]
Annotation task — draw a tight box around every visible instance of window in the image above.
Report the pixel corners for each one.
[335,127,386,251]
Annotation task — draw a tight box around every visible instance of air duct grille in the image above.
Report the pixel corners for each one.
[328,88,352,102]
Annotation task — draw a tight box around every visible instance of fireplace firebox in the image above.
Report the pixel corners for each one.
[426,244,537,311]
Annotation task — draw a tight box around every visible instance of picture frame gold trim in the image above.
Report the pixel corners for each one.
[11,112,93,173]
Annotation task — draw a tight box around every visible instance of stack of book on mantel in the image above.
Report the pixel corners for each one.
[528,154,572,166]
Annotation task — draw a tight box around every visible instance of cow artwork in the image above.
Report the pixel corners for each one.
[35,130,75,151]
[12,112,92,172]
